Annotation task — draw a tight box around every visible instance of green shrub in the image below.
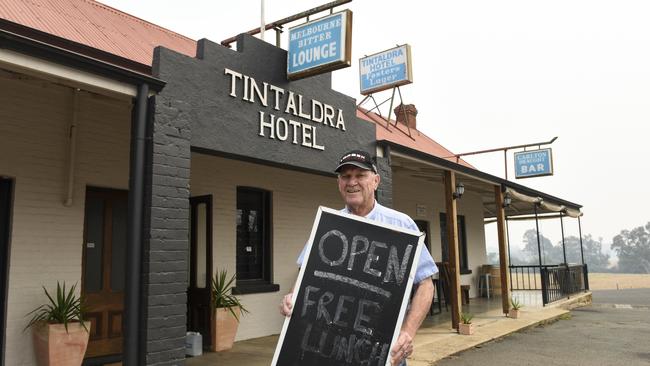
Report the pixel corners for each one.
[212,269,249,321]
[25,282,87,333]
[460,312,473,324]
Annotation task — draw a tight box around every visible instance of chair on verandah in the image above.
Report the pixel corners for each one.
[430,261,450,315]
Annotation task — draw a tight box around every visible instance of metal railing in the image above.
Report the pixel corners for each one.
[509,264,553,291]
[509,264,589,306]
[540,264,587,304]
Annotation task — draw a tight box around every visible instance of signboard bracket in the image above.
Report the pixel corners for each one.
[442,137,558,180]
[221,0,352,48]
[357,86,414,140]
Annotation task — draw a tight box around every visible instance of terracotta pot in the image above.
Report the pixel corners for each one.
[212,307,241,352]
[509,308,521,319]
[458,322,474,335]
[32,322,90,366]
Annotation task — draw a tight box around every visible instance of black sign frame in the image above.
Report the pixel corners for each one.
[272,206,424,366]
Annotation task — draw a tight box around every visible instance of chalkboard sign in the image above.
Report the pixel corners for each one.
[272,207,424,366]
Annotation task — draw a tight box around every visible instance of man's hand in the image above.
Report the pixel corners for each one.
[390,278,433,364]
[279,292,293,317]
[390,330,414,365]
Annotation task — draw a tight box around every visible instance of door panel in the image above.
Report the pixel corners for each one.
[0,178,13,365]
[187,195,213,348]
[82,188,127,358]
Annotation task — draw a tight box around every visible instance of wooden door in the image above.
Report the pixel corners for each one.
[187,195,213,348]
[82,188,127,358]
[0,178,13,364]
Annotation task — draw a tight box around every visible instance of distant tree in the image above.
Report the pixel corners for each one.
[611,222,650,274]
[522,229,562,264]
[562,235,610,272]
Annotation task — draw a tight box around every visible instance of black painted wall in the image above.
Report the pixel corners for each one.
[153,34,376,175]
[376,156,393,208]
[141,78,192,364]
[142,33,386,365]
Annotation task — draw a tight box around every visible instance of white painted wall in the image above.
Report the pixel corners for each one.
[190,153,342,341]
[0,73,131,366]
[392,174,488,298]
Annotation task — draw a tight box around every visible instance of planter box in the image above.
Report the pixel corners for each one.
[509,308,521,319]
[32,322,90,366]
[458,323,474,335]
[212,307,241,352]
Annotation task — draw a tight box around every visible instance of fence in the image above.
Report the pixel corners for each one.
[510,264,589,306]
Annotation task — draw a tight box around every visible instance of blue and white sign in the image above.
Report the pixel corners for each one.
[287,10,352,80]
[514,148,554,179]
[359,44,413,95]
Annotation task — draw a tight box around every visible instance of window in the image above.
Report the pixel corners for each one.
[234,187,278,294]
[439,213,470,274]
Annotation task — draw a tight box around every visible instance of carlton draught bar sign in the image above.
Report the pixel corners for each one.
[359,45,413,95]
[514,148,554,178]
[287,10,353,80]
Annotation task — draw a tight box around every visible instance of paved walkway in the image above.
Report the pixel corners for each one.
[186,292,591,366]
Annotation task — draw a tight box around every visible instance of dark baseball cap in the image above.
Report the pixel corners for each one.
[334,150,377,174]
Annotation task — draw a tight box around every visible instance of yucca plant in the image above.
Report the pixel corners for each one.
[460,312,474,325]
[511,296,523,310]
[25,282,87,333]
[212,269,249,321]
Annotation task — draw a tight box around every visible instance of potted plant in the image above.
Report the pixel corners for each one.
[509,297,524,319]
[211,269,249,351]
[458,312,474,335]
[25,282,90,366]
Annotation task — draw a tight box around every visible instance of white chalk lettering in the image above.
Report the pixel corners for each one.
[383,244,413,285]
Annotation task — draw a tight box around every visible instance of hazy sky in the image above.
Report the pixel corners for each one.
[100,0,650,254]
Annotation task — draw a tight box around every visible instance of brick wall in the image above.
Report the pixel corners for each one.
[0,73,131,366]
[376,156,393,208]
[141,95,192,365]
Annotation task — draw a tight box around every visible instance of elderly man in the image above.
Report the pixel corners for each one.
[280,150,438,365]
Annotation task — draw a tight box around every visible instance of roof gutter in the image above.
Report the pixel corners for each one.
[378,139,582,211]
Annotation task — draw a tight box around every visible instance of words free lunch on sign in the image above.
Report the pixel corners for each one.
[272,207,424,366]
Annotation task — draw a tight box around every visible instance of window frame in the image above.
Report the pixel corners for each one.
[439,212,471,274]
[233,186,279,294]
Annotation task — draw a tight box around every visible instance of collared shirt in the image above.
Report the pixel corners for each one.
[297,201,438,284]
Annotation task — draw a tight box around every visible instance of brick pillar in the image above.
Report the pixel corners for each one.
[141,95,191,365]
[376,156,393,208]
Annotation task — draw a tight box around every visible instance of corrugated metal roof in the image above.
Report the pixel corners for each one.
[356,109,474,168]
[0,0,196,69]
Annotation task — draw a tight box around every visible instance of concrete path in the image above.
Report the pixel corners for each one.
[409,303,570,365]
[435,289,649,366]
[187,292,591,366]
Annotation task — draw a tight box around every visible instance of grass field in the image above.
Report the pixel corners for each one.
[508,272,650,291]
[588,273,650,290]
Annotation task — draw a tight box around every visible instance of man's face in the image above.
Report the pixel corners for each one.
[337,165,380,214]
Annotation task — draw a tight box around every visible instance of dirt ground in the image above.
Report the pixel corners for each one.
[588,273,650,290]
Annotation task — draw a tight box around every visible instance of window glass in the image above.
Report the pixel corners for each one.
[195,203,207,288]
[439,213,468,270]
[236,188,270,283]
[84,197,104,293]
[111,199,127,292]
